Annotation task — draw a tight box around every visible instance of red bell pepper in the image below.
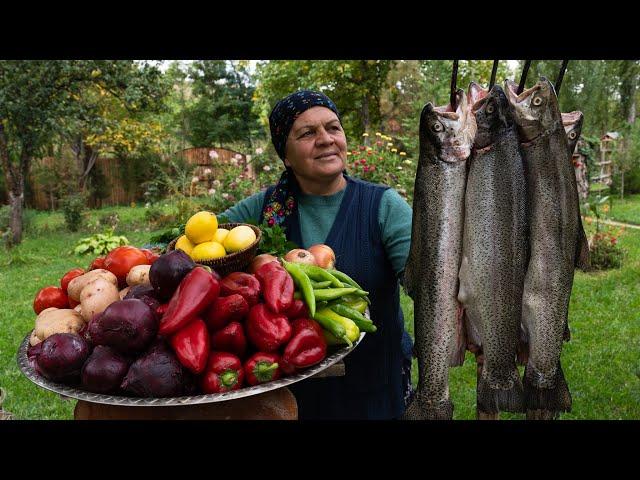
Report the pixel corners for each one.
[244,352,281,386]
[204,294,249,331]
[285,299,310,320]
[156,303,170,317]
[256,263,294,314]
[159,267,220,336]
[280,327,327,375]
[169,317,210,374]
[201,352,244,393]
[219,272,261,306]
[291,317,324,337]
[254,261,284,285]
[210,321,247,359]
[246,304,292,353]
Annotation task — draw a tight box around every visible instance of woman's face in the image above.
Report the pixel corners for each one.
[284,106,348,182]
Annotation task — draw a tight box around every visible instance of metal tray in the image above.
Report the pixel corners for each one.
[17,331,365,407]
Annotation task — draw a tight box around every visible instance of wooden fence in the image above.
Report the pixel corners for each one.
[26,147,252,210]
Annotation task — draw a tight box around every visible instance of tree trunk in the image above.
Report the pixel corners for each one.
[79,145,99,191]
[621,170,625,199]
[361,95,370,144]
[1,127,30,247]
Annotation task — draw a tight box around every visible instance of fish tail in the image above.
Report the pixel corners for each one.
[516,325,529,366]
[449,305,467,367]
[575,221,590,271]
[401,391,454,420]
[477,368,525,414]
[523,362,572,413]
[563,320,571,342]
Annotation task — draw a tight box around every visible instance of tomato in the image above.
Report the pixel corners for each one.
[60,268,85,294]
[140,248,160,265]
[104,246,149,284]
[33,286,69,314]
[90,257,106,271]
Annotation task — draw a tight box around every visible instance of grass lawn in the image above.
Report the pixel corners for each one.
[2,204,639,419]
[609,193,640,225]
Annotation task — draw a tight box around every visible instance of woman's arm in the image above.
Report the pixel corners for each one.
[378,189,413,284]
[218,190,267,224]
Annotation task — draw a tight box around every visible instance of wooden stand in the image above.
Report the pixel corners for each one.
[73,361,346,420]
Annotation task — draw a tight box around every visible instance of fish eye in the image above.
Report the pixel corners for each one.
[486,103,495,114]
[532,96,543,106]
[569,131,577,139]
[432,122,443,132]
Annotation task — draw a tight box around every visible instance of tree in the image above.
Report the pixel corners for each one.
[253,60,395,140]
[0,60,166,246]
[182,60,259,149]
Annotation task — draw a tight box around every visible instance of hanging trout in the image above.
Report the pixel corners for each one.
[401,89,476,420]
[505,78,590,416]
[562,111,584,156]
[457,83,527,414]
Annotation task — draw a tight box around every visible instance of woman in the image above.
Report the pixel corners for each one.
[220,90,414,420]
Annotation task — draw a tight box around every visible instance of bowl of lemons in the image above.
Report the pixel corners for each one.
[167,211,262,277]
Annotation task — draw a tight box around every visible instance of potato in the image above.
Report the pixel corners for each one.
[80,277,120,322]
[126,265,151,287]
[119,287,131,300]
[74,304,83,315]
[33,308,85,344]
[68,269,117,302]
[29,330,42,346]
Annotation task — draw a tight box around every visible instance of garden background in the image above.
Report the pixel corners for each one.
[1,60,639,419]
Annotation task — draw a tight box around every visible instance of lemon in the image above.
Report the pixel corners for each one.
[212,228,230,244]
[185,211,218,244]
[175,235,195,255]
[223,225,257,253]
[190,241,226,261]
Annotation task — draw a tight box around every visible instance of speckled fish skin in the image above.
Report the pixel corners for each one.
[562,111,584,156]
[505,77,589,414]
[402,89,476,420]
[457,84,527,414]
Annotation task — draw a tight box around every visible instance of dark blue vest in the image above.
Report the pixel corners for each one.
[260,175,408,419]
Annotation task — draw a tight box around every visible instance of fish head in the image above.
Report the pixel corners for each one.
[562,111,584,142]
[471,84,515,149]
[505,77,561,142]
[419,88,476,164]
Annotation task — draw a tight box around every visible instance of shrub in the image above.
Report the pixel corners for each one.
[588,228,625,271]
[346,132,416,203]
[74,230,130,256]
[60,194,87,232]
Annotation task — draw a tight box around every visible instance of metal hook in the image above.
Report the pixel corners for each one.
[555,60,569,97]
[450,60,459,111]
[517,60,532,95]
[489,60,499,89]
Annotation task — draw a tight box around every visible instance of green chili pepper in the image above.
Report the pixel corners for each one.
[309,279,333,289]
[316,301,328,310]
[315,307,359,347]
[328,303,377,333]
[327,269,364,290]
[282,259,316,317]
[339,295,368,314]
[294,264,343,288]
[312,287,357,302]
[312,309,348,346]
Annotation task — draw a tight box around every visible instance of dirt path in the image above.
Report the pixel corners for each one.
[582,217,640,230]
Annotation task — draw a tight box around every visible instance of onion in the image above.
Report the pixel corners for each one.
[308,244,336,269]
[248,254,278,274]
[283,249,316,265]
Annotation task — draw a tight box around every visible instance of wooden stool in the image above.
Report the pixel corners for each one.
[74,387,298,420]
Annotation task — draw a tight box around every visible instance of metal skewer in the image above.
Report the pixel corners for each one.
[517,60,532,94]
[489,60,499,89]
[555,60,569,97]
[450,60,459,110]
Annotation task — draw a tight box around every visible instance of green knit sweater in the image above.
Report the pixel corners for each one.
[219,186,412,277]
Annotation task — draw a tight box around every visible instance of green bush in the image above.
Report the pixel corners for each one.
[74,230,129,256]
[60,194,87,232]
[588,229,625,270]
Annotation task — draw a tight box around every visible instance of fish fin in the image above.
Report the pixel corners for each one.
[449,305,467,367]
[563,320,571,342]
[401,390,454,420]
[516,324,529,365]
[477,368,525,414]
[523,362,572,413]
[575,221,591,271]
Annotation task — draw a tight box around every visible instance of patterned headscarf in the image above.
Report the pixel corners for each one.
[263,90,341,227]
